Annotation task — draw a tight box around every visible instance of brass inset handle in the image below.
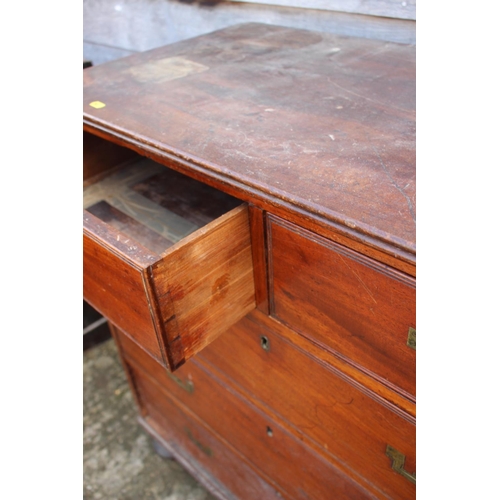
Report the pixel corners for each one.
[407,327,416,350]
[167,371,194,393]
[385,445,416,485]
[185,427,213,456]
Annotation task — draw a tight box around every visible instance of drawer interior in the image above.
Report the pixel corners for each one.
[83,135,256,371]
[84,157,241,257]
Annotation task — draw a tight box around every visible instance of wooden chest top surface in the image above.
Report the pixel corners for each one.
[83,22,416,262]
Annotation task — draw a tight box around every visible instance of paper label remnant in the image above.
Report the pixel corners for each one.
[127,57,209,84]
[89,101,106,109]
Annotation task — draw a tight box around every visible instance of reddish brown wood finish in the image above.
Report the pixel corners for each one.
[134,372,282,500]
[87,200,176,254]
[252,309,416,419]
[197,315,416,499]
[83,131,137,184]
[140,418,255,500]
[116,327,374,500]
[83,23,416,500]
[268,215,416,399]
[133,167,241,227]
[83,23,415,268]
[248,205,269,313]
[149,204,255,367]
[84,200,255,370]
[84,218,164,362]
[108,323,148,417]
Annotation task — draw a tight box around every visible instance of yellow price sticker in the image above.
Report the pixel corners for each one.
[89,101,106,109]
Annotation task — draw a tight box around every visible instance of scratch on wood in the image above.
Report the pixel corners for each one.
[338,254,377,305]
[374,147,416,224]
[327,78,415,118]
[352,44,392,62]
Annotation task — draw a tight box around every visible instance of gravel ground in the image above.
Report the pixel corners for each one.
[83,338,217,500]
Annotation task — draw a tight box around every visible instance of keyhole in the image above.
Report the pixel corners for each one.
[260,336,270,351]
[266,426,273,437]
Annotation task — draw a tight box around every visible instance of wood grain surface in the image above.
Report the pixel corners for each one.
[134,370,286,500]
[84,163,256,371]
[83,23,415,264]
[83,23,416,498]
[83,131,137,184]
[197,315,416,499]
[117,328,374,500]
[268,215,416,399]
[83,219,163,362]
[151,204,256,369]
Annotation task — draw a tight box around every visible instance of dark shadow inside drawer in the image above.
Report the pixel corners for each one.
[84,159,241,254]
[83,157,256,370]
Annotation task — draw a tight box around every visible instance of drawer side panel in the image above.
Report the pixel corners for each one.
[83,232,163,362]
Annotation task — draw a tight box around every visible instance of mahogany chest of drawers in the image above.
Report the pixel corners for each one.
[83,23,416,499]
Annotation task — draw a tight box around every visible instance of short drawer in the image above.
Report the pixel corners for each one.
[115,327,373,500]
[83,136,255,370]
[268,216,416,398]
[197,314,416,499]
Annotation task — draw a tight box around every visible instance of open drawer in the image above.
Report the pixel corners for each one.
[83,134,256,371]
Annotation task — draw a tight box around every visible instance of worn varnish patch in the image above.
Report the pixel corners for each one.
[127,57,209,84]
[84,24,416,259]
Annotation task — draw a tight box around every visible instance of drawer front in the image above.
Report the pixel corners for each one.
[197,314,416,499]
[132,367,280,500]
[116,329,372,500]
[83,155,255,370]
[148,204,255,367]
[268,216,416,398]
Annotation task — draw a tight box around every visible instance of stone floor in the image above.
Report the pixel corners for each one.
[83,338,217,500]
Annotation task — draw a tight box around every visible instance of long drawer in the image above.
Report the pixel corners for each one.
[268,215,416,399]
[115,326,374,500]
[130,366,280,500]
[197,313,416,499]
[83,133,255,370]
